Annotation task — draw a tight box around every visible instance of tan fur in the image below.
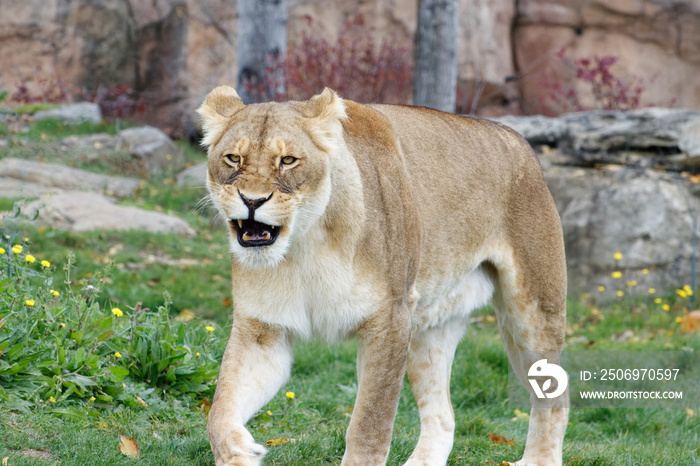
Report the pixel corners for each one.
[199,86,568,466]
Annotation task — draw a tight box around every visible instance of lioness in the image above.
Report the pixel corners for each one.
[199,86,568,466]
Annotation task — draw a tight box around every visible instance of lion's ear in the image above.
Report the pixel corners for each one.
[303,88,347,152]
[197,86,244,147]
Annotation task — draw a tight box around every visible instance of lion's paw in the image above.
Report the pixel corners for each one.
[209,424,266,466]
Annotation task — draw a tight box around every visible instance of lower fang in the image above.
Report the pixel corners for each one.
[242,233,252,241]
[262,232,271,240]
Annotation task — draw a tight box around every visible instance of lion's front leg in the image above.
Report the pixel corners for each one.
[342,303,412,466]
[208,317,293,466]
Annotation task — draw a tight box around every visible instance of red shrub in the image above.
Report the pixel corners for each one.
[285,15,413,104]
[79,84,148,119]
[10,66,71,104]
[536,48,648,115]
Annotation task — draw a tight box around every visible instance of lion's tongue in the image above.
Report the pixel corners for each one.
[242,228,271,242]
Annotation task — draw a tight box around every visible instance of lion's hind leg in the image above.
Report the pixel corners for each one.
[490,241,568,466]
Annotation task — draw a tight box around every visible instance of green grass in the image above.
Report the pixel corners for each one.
[1,324,698,465]
[1,117,699,464]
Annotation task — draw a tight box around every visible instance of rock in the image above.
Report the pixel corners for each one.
[0,178,65,199]
[0,158,140,198]
[491,114,567,145]
[561,109,700,157]
[679,120,700,158]
[33,103,102,125]
[544,165,698,298]
[493,108,700,169]
[176,162,207,187]
[22,191,196,237]
[116,126,184,173]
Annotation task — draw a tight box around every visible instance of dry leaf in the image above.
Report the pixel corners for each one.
[265,438,296,446]
[175,309,195,322]
[680,311,700,333]
[222,296,232,307]
[136,396,147,408]
[118,435,140,458]
[2,457,8,465]
[489,432,514,445]
[687,408,695,417]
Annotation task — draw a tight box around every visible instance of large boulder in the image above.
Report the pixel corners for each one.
[0,157,140,198]
[176,161,207,188]
[34,103,102,125]
[544,165,697,298]
[116,125,184,174]
[22,191,196,237]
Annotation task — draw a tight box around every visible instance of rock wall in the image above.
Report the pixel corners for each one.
[494,108,700,299]
[0,0,698,135]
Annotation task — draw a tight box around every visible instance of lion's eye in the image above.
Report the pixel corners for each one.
[280,156,297,166]
[224,154,241,166]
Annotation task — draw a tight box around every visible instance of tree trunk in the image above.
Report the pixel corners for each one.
[236,0,287,103]
[413,0,458,113]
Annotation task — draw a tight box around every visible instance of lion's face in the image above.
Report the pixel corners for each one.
[198,87,346,268]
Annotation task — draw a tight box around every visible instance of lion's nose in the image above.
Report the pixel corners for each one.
[239,191,273,211]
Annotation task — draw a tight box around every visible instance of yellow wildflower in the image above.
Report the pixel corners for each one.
[49,396,56,404]
[25,254,36,263]
[598,286,605,292]
[115,352,122,358]
[675,317,683,322]
[626,280,637,287]
[60,323,66,328]
[611,271,622,279]
[11,244,22,254]
[616,290,624,297]
[662,304,670,312]
[614,250,622,261]
[648,288,656,294]
[654,298,662,304]
[51,289,60,297]
[683,285,693,296]
[90,396,96,402]
[41,260,51,268]
[196,352,201,357]
[25,299,35,306]
[642,268,649,275]
[206,325,214,332]
[24,237,29,242]
[266,410,272,415]
[0,247,5,254]
[286,391,295,399]
[111,308,123,317]
[676,289,687,298]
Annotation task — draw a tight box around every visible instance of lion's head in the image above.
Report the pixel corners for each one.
[197,86,347,268]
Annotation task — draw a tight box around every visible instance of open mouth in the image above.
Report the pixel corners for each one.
[231,218,280,247]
